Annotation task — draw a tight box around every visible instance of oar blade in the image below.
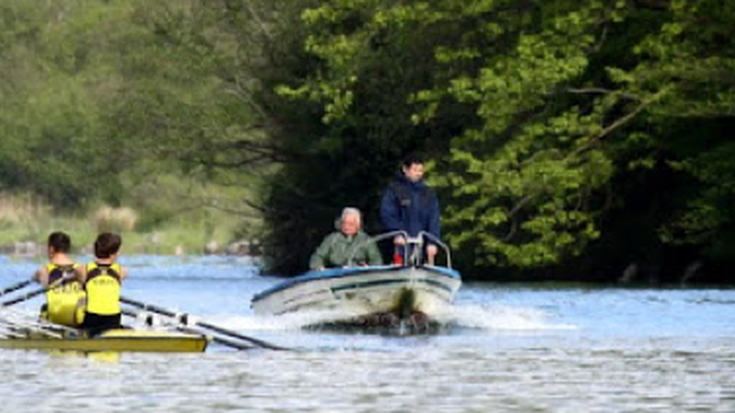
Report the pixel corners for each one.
[194,320,288,351]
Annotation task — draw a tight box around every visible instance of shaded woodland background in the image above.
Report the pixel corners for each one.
[1,0,733,283]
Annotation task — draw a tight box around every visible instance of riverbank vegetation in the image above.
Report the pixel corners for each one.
[0,185,254,256]
[1,0,733,283]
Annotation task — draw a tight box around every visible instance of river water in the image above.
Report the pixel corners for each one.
[0,255,733,412]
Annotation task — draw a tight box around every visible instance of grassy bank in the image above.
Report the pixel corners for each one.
[0,189,259,256]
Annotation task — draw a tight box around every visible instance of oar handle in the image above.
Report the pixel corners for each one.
[1,276,77,307]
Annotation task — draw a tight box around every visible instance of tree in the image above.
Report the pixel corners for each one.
[267,0,735,280]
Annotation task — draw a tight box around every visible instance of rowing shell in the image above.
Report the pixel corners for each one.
[0,329,208,353]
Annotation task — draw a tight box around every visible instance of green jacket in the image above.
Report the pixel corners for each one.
[309,230,383,270]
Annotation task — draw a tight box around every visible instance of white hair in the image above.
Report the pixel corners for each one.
[341,207,362,225]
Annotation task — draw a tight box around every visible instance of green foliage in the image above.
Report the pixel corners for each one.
[273,0,621,270]
[2,0,735,280]
[263,0,735,279]
[0,0,268,251]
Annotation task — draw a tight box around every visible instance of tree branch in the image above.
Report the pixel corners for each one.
[506,85,674,219]
[566,87,641,101]
[504,215,519,241]
[635,0,670,10]
[568,85,673,158]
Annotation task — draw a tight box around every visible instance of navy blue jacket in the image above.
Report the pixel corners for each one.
[380,175,441,242]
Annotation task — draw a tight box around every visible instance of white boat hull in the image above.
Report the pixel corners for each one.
[251,265,461,322]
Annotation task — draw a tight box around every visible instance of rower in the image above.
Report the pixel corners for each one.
[33,232,86,327]
[80,232,129,336]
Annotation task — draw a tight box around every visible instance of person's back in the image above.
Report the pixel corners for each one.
[81,232,129,336]
[34,232,85,327]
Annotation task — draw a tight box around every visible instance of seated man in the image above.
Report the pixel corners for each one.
[81,232,129,337]
[34,231,86,327]
[309,207,383,270]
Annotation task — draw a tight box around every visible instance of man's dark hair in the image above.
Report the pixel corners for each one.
[48,231,71,253]
[401,153,425,168]
[94,232,122,259]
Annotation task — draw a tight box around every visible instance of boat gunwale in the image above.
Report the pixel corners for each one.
[0,334,209,353]
[251,265,461,304]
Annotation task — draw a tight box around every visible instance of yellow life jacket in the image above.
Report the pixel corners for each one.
[44,263,86,327]
[84,262,122,316]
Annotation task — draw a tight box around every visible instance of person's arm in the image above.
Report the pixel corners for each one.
[119,266,129,281]
[309,234,335,270]
[366,241,383,266]
[427,192,441,241]
[72,263,85,282]
[34,267,48,287]
[380,186,402,233]
[423,192,441,265]
[82,263,92,283]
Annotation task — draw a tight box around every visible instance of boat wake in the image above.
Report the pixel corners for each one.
[213,310,370,331]
[434,304,576,331]
[208,304,575,334]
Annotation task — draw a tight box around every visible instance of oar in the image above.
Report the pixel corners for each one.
[121,308,254,351]
[0,278,34,298]
[0,307,73,338]
[120,296,288,351]
[120,298,286,351]
[0,276,73,307]
[0,316,65,338]
[1,286,48,307]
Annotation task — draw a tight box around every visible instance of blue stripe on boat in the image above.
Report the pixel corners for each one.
[331,277,454,294]
[330,278,408,293]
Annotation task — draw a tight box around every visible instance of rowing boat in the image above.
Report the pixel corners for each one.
[2,295,282,352]
[1,281,282,351]
[0,328,209,353]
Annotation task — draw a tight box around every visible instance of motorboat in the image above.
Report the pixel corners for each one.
[251,232,462,328]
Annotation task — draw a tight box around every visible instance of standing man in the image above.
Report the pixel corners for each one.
[380,154,440,265]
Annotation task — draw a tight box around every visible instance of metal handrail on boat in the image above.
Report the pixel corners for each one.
[347,230,453,268]
[418,231,453,269]
[346,230,406,267]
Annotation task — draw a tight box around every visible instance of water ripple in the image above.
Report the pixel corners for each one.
[1,257,735,412]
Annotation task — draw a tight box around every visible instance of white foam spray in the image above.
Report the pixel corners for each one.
[433,303,575,331]
[207,304,575,333]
